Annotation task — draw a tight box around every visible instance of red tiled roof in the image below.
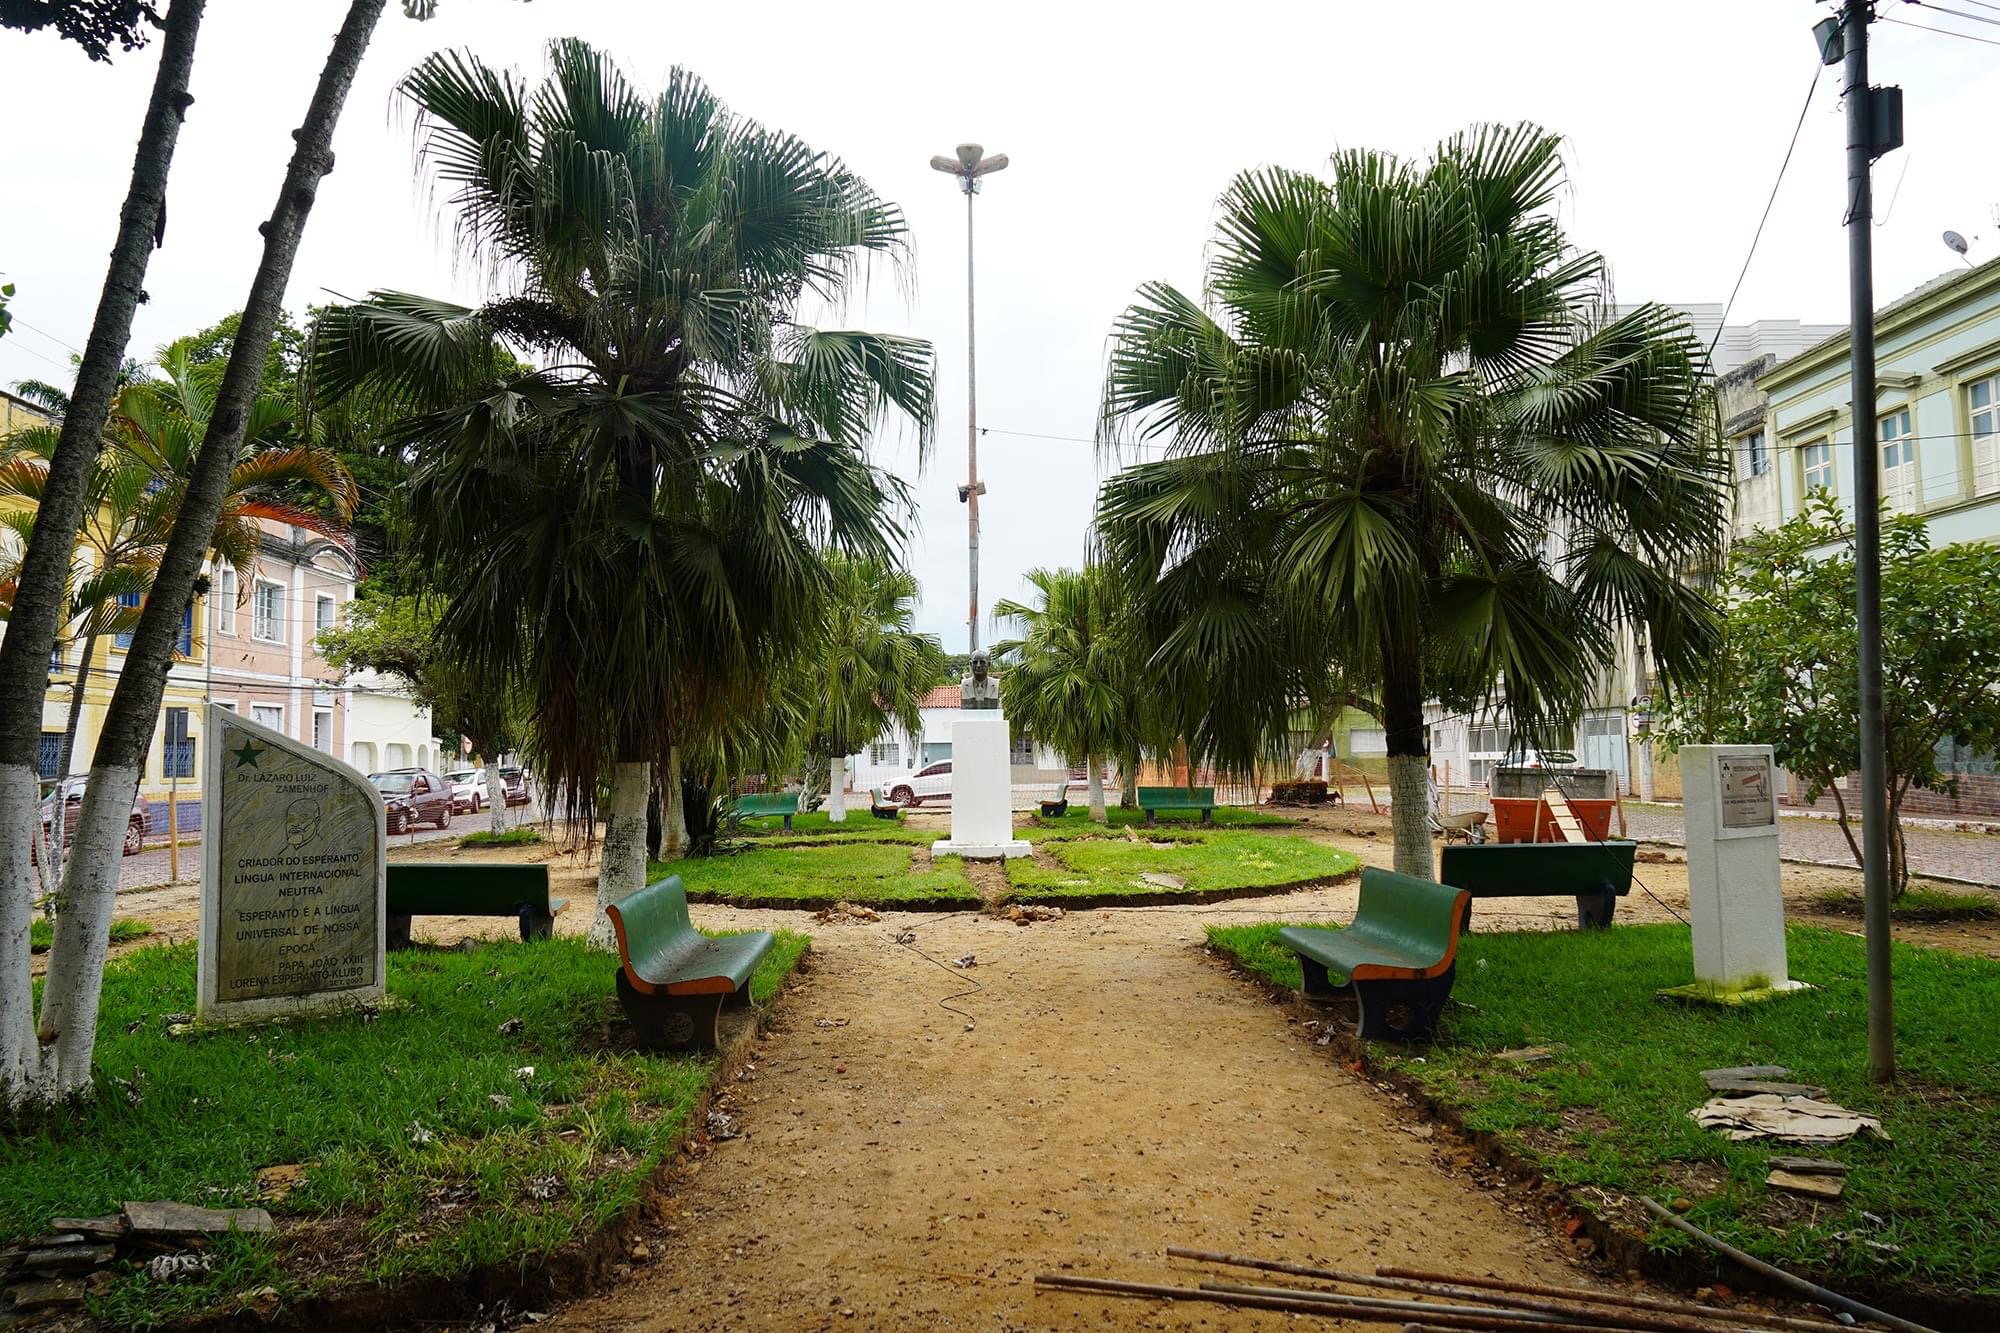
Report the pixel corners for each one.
[920,685,961,709]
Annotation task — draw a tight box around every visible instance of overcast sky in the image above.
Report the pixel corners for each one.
[3,1,1993,647]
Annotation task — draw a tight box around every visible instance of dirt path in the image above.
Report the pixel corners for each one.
[540,888,1597,1331]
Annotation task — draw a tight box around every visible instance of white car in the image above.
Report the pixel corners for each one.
[882,760,953,807]
[443,767,488,814]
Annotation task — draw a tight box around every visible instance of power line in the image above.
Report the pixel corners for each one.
[1878,13,2000,45]
[1907,0,2000,29]
[1713,63,1824,354]
[9,318,82,356]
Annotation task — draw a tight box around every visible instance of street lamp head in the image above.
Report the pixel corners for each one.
[972,152,1009,177]
[929,154,961,175]
[955,143,984,171]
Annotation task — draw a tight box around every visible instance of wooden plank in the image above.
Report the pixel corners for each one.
[1768,1169,1845,1199]
[1545,788,1585,842]
[1769,1156,1850,1176]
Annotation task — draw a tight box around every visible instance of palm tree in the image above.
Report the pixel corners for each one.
[1095,125,1727,876]
[806,555,944,824]
[0,342,356,786]
[309,44,934,938]
[993,565,1144,822]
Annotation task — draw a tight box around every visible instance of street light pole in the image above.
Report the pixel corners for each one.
[1828,0,1901,1081]
[932,143,1008,655]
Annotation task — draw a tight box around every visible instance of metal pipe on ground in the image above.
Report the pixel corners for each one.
[1033,1274,1599,1329]
[1376,1267,1862,1333]
[1173,1246,1854,1333]
[1639,1198,1936,1333]
[1199,1281,1608,1328]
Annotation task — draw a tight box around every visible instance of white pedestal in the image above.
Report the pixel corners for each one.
[1679,743,1804,996]
[933,711,1030,860]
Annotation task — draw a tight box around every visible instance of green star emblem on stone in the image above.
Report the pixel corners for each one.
[230,739,265,769]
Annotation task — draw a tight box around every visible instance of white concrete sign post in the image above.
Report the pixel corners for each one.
[197,703,387,1023]
[1676,743,1805,998]
[934,710,1031,860]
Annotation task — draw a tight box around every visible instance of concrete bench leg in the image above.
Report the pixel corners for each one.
[1353,969,1454,1043]
[1201,808,1212,826]
[724,983,755,1010]
[782,813,793,832]
[518,905,555,941]
[1576,890,1617,930]
[387,914,413,951]
[1295,954,1351,1000]
[615,970,724,1052]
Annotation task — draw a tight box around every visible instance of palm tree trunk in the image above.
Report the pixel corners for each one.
[32,0,384,1100]
[661,746,686,854]
[827,750,848,822]
[1381,646,1432,880]
[484,760,506,835]
[591,760,650,949]
[1086,751,1106,822]
[1119,749,1139,809]
[54,632,98,782]
[0,0,204,1110]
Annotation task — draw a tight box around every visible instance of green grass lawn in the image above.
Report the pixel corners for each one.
[1010,832,1356,901]
[1814,886,1998,920]
[29,917,149,954]
[457,826,544,848]
[2,932,807,1327]
[738,809,933,845]
[1206,921,2000,1295]
[1026,805,1293,838]
[657,842,980,907]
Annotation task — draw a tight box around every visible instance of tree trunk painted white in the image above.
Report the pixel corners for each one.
[0,0,204,1109]
[590,761,650,950]
[1386,753,1433,879]
[1086,753,1107,822]
[0,764,53,1104]
[827,752,848,822]
[662,746,686,855]
[35,761,140,1096]
[485,763,507,835]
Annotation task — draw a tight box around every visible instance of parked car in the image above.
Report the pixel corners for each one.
[369,768,453,833]
[882,760,953,807]
[443,767,488,814]
[498,766,532,808]
[38,775,150,857]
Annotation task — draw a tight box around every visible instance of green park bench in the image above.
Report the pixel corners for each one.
[1278,868,1469,1042]
[1137,785,1215,826]
[1437,840,1637,931]
[385,863,565,951]
[732,791,802,831]
[607,874,776,1052]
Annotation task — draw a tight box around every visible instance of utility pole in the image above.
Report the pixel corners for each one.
[930,143,1008,654]
[1830,0,1901,1082]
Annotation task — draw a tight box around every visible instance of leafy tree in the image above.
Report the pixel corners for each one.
[805,555,944,823]
[0,280,13,341]
[0,0,158,62]
[316,591,522,832]
[993,565,1146,822]
[1095,125,1726,875]
[309,45,934,940]
[1663,494,2000,896]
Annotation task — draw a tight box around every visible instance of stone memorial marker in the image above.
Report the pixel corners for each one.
[1663,743,1807,1002]
[197,702,386,1023]
[934,652,1030,860]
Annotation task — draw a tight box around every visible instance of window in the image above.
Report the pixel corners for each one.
[1347,727,1387,755]
[316,594,336,634]
[1801,438,1835,494]
[313,710,333,754]
[869,741,900,766]
[215,700,237,712]
[920,742,952,766]
[1969,374,2000,495]
[1466,722,1513,786]
[175,602,193,658]
[1010,735,1034,764]
[215,568,236,635]
[37,732,63,780]
[113,589,142,649]
[162,707,194,779]
[1879,408,1915,511]
[1739,429,1768,478]
[253,580,284,643]
[251,704,283,733]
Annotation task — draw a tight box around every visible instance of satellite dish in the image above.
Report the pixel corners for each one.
[1944,230,1971,257]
